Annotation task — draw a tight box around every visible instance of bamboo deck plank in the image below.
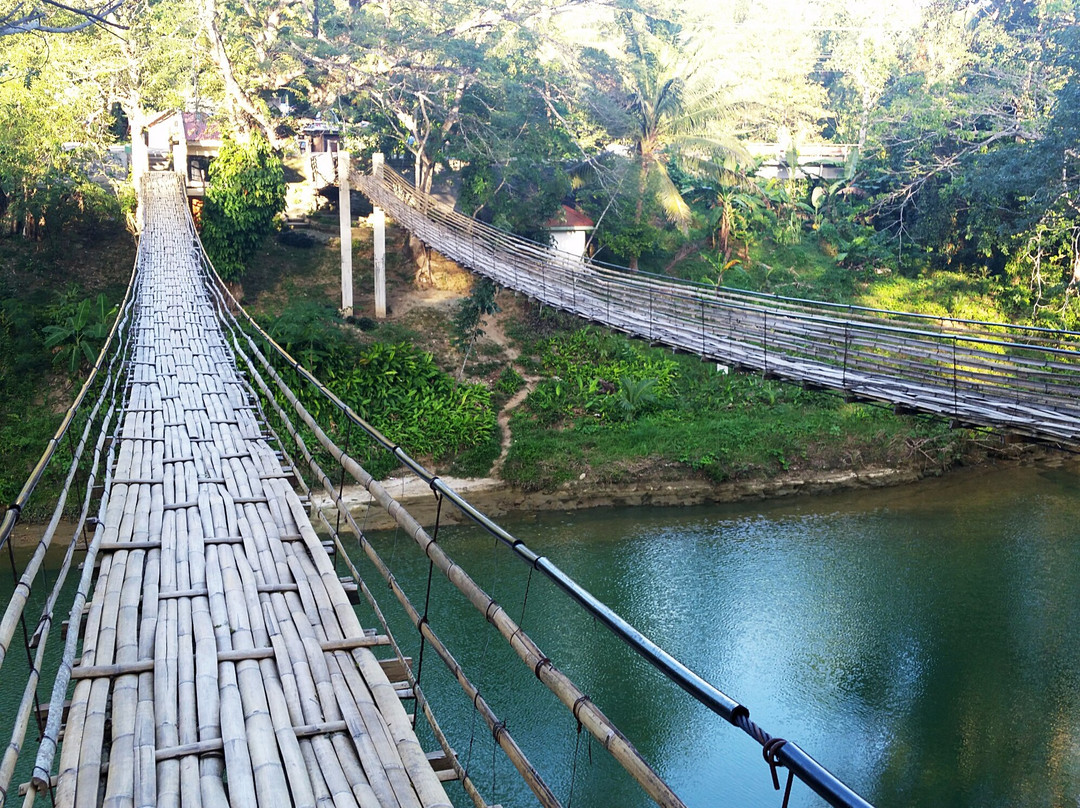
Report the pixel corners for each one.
[33,173,452,808]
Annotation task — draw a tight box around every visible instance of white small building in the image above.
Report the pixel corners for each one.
[545,205,595,258]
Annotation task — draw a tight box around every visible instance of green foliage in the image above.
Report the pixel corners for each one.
[522,328,679,424]
[330,342,496,462]
[453,277,500,376]
[494,366,524,396]
[201,137,287,281]
[0,33,129,242]
[502,337,962,491]
[42,292,116,374]
[453,67,574,240]
[269,300,355,369]
[453,278,500,350]
[614,377,658,421]
[265,301,497,470]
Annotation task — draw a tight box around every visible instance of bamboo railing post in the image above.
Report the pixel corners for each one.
[952,336,959,418]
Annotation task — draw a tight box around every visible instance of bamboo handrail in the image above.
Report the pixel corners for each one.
[0,252,138,556]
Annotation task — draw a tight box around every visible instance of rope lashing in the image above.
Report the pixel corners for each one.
[763,737,795,808]
[533,655,551,680]
[571,694,591,730]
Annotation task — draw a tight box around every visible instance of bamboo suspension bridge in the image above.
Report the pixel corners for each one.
[0,172,878,808]
[353,160,1080,449]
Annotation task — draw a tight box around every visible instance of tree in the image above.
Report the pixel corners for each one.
[859,0,1059,267]
[0,28,125,237]
[0,0,129,36]
[452,277,500,379]
[612,14,749,268]
[200,136,286,281]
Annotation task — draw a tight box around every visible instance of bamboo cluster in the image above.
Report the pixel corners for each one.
[26,173,452,808]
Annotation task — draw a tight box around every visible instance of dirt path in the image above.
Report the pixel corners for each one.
[490,375,540,477]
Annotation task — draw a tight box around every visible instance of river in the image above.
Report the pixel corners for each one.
[2,461,1079,807]
[357,461,1080,808]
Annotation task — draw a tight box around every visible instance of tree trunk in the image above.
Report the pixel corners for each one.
[201,0,279,145]
[629,162,648,272]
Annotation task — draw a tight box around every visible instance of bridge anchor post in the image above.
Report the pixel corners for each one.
[373,207,386,318]
[338,151,353,316]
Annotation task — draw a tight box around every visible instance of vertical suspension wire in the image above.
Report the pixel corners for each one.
[334,420,354,538]
[4,537,38,732]
[415,490,443,692]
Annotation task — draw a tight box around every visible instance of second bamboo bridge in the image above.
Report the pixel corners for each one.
[354,160,1080,448]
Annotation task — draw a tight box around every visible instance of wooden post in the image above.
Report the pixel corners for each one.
[373,208,386,319]
[338,152,353,317]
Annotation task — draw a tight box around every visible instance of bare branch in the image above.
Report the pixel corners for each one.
[0,0,128,35]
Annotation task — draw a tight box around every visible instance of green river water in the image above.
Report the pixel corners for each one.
[4,461,1080,807]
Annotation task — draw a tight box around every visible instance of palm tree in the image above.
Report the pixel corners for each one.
[620,25,749,269]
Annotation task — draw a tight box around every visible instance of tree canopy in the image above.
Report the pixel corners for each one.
[4,0,1080,323]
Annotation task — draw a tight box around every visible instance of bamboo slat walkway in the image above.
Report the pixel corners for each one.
[29,173,452,808]
[355,164,1080,447]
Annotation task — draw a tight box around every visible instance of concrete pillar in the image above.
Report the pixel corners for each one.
[172,138,188,187]
[373,207,386,319]
[130,112,149,234]
[372,152,384,179]
[338,151,353,316]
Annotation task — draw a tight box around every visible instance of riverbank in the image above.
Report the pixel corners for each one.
[8,445,1074,548]
[314,443,1072,531]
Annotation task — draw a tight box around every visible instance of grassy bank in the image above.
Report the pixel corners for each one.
[0,214,1010,519]
[0,233,135,517]
[498,308,968,491]
[233,219,989,490]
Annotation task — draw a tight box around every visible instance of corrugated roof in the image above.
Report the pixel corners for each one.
[545,204,594,230]
[182,112,222,143]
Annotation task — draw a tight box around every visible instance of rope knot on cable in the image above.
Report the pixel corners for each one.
[571,694,590,729]
[533,656,551,679]
[763,737,795,808]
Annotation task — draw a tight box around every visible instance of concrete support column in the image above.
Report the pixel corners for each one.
[130,112,149,234]
[338,151,353,316]
[371,152,384,180]
[373,207,386,319]
[172,139,188,186]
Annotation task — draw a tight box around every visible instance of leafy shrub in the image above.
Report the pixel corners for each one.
[494,366,524,396]
[269,301,355,371]
[267,324,499,469]
[42,292,116,374]
[453,277,500,377]
[201,136,287,280]
[524,328,679,423]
